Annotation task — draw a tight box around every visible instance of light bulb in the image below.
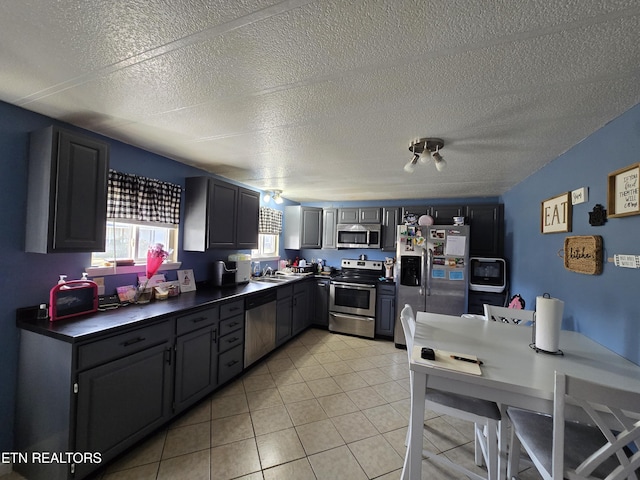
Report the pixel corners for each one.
[404,159,416,173]
[433,152,446,172]
[263,192,272,202]
[418,150,430,164]
[273,193,283,204]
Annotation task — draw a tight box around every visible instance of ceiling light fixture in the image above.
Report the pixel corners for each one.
[404,138,446,173]
[264,190,284,204]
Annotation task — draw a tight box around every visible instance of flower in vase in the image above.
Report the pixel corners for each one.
[135,243,169,303]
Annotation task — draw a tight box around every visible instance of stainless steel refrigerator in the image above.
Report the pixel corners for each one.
[394,224,470,346]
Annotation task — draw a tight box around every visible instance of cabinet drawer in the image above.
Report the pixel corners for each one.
[218,345,243,385]
[220,299,243,320]
[277,284,293,300]
[176,306,219,336]
[220,314,243,337]
[77,321,172,370]
[219,329,244,354]
[377,284,395,295]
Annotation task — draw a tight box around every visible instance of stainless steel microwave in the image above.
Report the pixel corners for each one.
[336,224,381,249]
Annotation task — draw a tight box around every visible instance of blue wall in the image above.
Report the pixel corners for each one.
[502,103,640,364]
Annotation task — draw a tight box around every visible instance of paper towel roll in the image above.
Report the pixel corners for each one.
[535,295,564,352]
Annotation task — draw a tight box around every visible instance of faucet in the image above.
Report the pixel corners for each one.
[262,266,273,277]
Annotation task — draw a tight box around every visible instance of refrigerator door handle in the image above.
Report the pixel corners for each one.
[426,248,432,296]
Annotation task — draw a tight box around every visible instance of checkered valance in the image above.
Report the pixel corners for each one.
[259,207,283,234]
[107,170,182,225]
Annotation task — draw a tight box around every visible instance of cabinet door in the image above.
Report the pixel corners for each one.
[314,279,330,326]
[337,208,359,223]
[276,296,293,346]
[429,205,464,224]
[300,207,323,248]
[466,204,504,257]
[174,325,218,412]
[376,294,396,337]
[381,207,400,251]
[292,288,308,336]
[26,126,109,253]
[359,207,381,223]
[236,187,259,249]
[322,208,337,249]
[208,180,238,248]
[75,342,172,474]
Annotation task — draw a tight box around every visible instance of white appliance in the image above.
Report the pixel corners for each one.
[394,224,470,346]
[228,254,251,284]
[469,257,506,293]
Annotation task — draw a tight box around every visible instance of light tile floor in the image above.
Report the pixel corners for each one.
[3,328,542,480]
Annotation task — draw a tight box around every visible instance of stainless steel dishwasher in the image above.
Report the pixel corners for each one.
[244,290,277,367]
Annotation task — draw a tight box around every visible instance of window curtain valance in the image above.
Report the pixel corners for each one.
[259,207,283,234]
[107,170,182,225]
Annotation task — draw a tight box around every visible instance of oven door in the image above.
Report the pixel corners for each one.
[329,281,376,317]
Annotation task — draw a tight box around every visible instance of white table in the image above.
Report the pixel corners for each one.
[403,312,640,480]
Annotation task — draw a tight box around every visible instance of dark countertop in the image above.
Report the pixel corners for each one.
[17,280,278,344]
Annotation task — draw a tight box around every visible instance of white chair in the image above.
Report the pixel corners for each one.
[507,371,640,480]
[401,304,501,480]
[483,304,535,326]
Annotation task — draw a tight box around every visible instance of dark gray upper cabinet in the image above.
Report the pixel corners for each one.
[184,177,259,251]
[381,207,400,251]
[322,208,338,249]
[466,204,504,257]
[237,187,260,249]
[428,205,465,224]
[337,207,381,223]
[284,206,323,249]
[25,126,109,253]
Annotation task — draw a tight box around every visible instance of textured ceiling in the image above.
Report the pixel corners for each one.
[1,0,639,202]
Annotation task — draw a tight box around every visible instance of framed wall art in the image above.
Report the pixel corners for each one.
[541,192,572,234]
[607,163,639,218]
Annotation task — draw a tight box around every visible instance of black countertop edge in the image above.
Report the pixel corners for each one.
[16,279,285,343]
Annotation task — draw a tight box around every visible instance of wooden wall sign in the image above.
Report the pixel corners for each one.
[608,163,640,218]
[541,192,572,233]
[563,235,603,275]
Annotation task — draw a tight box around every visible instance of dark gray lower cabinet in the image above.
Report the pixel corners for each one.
[218,308,244,385]
[314,278,330,327]
[75,342,173,478]
[293,279,314,336]
[276,285,293,346]
[376,284,396,337]
[174,325,218,412]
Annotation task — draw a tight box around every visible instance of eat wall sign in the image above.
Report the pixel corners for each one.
[541,192,572,234]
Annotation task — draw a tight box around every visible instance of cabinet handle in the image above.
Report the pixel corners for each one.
[191,316,208,323]
[227,321,239,328]
[164,347,172,365]
[122,336,145,347]
[212,329,218,343]
[228,306,239,312]
[227,337,238,343]
[226,360,238,367]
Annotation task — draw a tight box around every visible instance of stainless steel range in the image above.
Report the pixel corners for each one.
[329,259,383,338]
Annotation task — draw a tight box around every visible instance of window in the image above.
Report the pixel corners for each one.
[254,206,283,260]
[91,220,178,266]
[251,234,279,260]
[89,170,182,273]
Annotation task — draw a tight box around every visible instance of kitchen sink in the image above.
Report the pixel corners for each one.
[252,276,293,283]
